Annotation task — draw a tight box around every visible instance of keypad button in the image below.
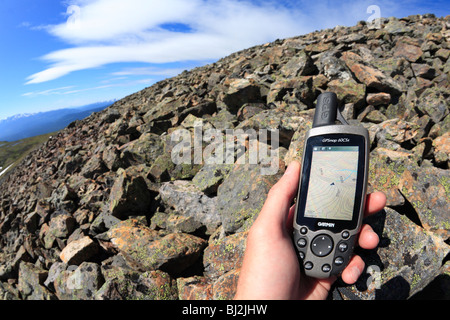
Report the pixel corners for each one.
[334,257,344,266]
[341,231,350,239]
[297,238,307,248]
[311,234,334,257]
[304,261,313,270]
[299,251,305,260]
[300,227,308,235]
[338,242,348,252]
[322,264,331,273]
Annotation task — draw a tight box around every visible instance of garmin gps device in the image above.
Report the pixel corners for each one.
[293,92,369,279]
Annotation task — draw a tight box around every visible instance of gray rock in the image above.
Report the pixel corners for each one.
[159,180,220,233]
[341,207,450,300]
[217,163,281,233]
[18,262,56,300]
[54,262,104,300]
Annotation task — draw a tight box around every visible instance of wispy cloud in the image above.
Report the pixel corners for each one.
[23,79,154,97]
[26,0,407,85]
[111,67,187,77]
[22,86,75,97]
[26,0,305,84]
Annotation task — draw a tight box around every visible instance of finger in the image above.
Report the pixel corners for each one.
[364,191,386,217]
[358,224,379,249]
[286,204,296,233]
[341,255,365,285]
[259,161,301,223]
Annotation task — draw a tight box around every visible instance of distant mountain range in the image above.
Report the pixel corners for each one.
[0,101,114,142]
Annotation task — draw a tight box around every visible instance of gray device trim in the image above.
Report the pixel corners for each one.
[293,125,369,278]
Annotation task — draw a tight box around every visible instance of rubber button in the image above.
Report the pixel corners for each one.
[338,242,348,252]
[334,257,344,266]
[297,238,307,248]
[322,264,331,273]
[311,234,334,257]
[304,261,313,270]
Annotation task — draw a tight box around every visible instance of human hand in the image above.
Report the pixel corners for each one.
[234,161,386,300]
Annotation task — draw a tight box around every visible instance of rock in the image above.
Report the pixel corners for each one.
[433,132,450,167]
[369,147,449,239]
[96,269,177,300]
[177,276,213,300]
[108,219,206,274]
[44,262,67,291]
[383,19,412,35]
[54,262,104,300]
[327,79,366,108]
[18,262,56,300]
[102,108,121,124]
[192,164,233,196]
[435,48,450,61]
[49,183,78,213]
[159,180,220,233]
[267,77,315,107]
[318,52,353,80]
[59,236,99,265]
[223,78,262,113]
[341,207,450,299]
[237,103,265,121]
[411,63,436,79]
[280,51,316,78]
[394,41,423,62]
[365,110,388,124]
[107,167,153,218]
[217,163,282,233]
[80,154,107,179]
[203,231,248,279]
[416,87,449,124]
[47,213,76,239]
[150,212,203,234]
[212,269,241,300]
[121,132,164,166]
[366,92,391,106]
[341,52,402,94]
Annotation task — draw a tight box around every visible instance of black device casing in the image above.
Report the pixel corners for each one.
[293,125,369,279]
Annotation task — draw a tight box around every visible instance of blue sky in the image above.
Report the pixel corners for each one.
[0,0,448,120]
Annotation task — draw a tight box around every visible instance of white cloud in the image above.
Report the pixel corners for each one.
[111,67,187,77]
[26,0,305,84]
[22,86,76,97]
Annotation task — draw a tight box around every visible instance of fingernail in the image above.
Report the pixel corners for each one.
[350,266,362,283]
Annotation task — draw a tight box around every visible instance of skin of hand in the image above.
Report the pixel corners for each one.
[234,161,386,300]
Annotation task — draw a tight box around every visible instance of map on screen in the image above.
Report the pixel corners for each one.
[304,146,359,221]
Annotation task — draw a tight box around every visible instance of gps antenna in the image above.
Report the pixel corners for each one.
[312,92,349,128]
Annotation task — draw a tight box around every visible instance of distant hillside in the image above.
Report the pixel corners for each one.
[0,132,55,182]
[0,101,113,142]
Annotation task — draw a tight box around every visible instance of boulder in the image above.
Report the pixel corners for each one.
[54,262,104,300]
[108,219,206,274]
[217,163,282,233]
[159,180,220,233]
[96,269,177,300]
[107,167,153,218]
[59,236,99,265]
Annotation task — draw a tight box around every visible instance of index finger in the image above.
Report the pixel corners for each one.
[364,191,386,217]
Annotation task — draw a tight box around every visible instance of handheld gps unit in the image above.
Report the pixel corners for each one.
[293,92,369,279]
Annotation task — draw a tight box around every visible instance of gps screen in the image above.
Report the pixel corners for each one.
[303,146,359,221]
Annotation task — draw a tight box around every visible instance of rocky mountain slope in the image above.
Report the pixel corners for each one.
[0,14,449,300]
